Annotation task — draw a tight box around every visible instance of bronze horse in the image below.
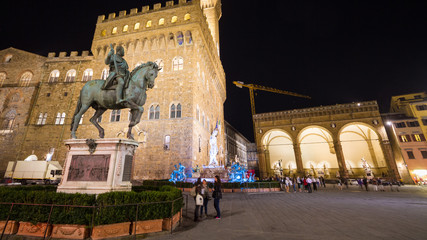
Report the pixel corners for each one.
[70,62,160,139]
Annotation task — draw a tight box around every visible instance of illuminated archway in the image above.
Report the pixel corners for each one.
[339,123,386,174]
[298,126,338,175]
[262,130,296,176]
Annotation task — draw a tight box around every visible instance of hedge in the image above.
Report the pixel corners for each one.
[142,180,280,189]
[0,185,182,226]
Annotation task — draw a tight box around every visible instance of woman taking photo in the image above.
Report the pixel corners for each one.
[213,175,222,219]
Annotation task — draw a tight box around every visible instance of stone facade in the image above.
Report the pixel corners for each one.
[224,121,250,167]
[0,0,226,180]
[253,101,399,180]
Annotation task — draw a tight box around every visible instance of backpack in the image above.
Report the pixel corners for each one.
[190,186,196,197]
[196,194,204,206]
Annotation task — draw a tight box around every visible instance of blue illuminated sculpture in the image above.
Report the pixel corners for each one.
[169,163,186,183]
[228,163,255,183]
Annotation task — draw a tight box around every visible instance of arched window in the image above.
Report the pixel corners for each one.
[171,16,178,23]
[123,25,129,32]
[172,57,184,71]
[198,136,201,152]
[184,13,191,21]
[154,59,164,72]
[82,69,93,81]
[110,110,121,122]
[20,71,33,87]
[112,27,118,34]
[55,112,66,125]
[48,70,60,83]
[159,18,165,25]
[170,104,176,118]
[65,69,76,82]
[37,113,47,125]
[176,32,184,46]
[185,31,193,44]
[146,20,152,28]
[134,22,140,30]
[155,105,160,119]
[0,72,6,87]
[149,105,160,119]
[3,109,16,130]
[164,135,170,150]
[176,104,182,118]
[101,68,109,80]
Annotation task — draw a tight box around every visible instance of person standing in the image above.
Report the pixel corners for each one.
[200,179,210,218]
[213,175,222,219]
[292,176,297,193]
[363,177,369,191]
[192,178,202,222]
[306,176,313,193]
[311,176,317,191]
[297,176,302,192]
[285,177,290,193]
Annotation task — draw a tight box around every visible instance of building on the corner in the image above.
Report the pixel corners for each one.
[390,92,427,138]
[0,0,226,180]
[383,92,427,183]
[253,101,399,180]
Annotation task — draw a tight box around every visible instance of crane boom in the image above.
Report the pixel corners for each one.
[232,81,311,139]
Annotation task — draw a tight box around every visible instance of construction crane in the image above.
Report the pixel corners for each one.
[233,81,311,138]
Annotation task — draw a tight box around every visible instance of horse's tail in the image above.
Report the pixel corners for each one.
[70,94,82,131]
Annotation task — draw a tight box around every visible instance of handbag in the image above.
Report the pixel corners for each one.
[196,194,204,206]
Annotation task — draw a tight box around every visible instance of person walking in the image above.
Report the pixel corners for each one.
[200,179,210,218]
[337,178,343,190]
[357,178,363,189]
[213,175,222,219]
[321,176,326,188]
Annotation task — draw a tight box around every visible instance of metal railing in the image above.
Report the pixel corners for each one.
[0,196,186,240]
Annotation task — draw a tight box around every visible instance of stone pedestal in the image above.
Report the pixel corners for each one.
[57,138,139,194]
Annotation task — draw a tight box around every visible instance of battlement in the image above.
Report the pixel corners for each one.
[47,51,91,59]
[97,0,192,23]
[253,101,380,120]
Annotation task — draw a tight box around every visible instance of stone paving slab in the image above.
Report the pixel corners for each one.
[153,185,427,240]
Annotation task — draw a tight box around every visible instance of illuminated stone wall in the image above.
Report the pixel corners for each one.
[0,0,226,180]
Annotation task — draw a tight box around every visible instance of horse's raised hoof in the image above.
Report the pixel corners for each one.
[99,131,105,138]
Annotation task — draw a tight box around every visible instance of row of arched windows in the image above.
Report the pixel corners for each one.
[101,13,191,37]
[48,69,93,83]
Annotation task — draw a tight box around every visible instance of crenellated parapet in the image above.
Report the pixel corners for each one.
[96,0,191,24]
[46,51,92,62]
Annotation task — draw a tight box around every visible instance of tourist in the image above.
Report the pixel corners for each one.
[378,178,384,191]
[213,175,222,219]
[316,177,320,189]
[363,177,368,191]
[297,176,302,192]
[373,178,378,191]
[193,178,202,222]
[311,176,317,191]
[320,176,326,188]
[292,176,297,193]
[285,177,290,193]
[357,178,363,189]
[306,176,313,193]
[337,179,342,190]
[200,179,210,218]
[303,177,308,192]
[343,178,349,189]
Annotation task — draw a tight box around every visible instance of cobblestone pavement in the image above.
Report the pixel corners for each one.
[153,185,427,240]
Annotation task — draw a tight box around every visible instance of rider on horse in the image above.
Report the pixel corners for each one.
[102,44,130,104]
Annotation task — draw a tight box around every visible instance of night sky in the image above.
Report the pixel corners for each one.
[2,0,427,141]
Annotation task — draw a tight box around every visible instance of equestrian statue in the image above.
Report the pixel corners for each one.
[70,44,160,139]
